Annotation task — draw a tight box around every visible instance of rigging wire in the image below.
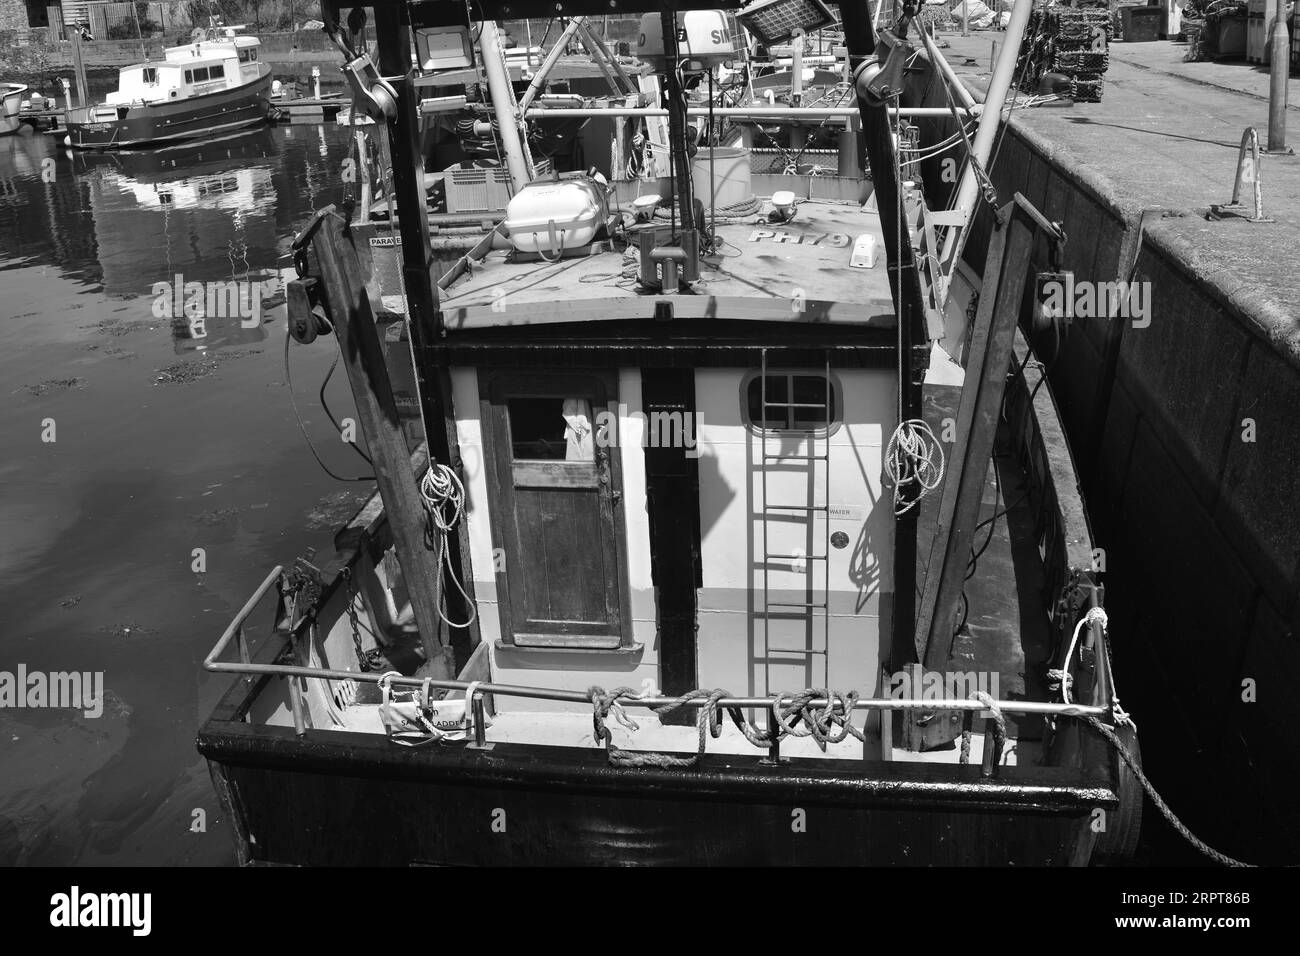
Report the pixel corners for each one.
[283,332,376,483]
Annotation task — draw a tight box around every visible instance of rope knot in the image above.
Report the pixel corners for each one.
[1084,606,1108,631]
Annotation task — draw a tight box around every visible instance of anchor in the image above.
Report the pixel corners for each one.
[1209,128,1275,223]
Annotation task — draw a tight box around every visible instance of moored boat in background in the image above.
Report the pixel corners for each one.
[63,24,272,150]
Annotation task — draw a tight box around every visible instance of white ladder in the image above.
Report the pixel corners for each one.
[758,349,832,687]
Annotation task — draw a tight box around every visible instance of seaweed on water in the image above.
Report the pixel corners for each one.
[20,378,87,397]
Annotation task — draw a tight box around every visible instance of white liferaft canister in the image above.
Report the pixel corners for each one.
[504,178,608,257]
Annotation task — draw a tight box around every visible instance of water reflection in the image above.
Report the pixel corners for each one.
[0,125,349,352]
[0,121,359,866]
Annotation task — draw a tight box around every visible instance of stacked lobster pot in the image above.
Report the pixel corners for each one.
[1019,3,1112,102]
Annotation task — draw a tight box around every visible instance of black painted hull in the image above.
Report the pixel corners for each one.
[65,74,272,150]
[200,720,1114,866]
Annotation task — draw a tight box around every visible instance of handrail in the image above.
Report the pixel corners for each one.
[204,564,283,671]
[203,564,1109,719]
[522,105,979,119]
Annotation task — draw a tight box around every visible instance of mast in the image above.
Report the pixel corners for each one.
[840,0,928,670]
[479,20,534,192]
[937,0,1034,276]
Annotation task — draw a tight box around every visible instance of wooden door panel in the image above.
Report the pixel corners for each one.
[480,370,628,649]
[513,486,612,630]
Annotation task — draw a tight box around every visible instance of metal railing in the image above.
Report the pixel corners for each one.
[206,565,1112,758]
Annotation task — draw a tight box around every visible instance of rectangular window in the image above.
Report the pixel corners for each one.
[209,64,224,79]
[192,67,209,82]
[506,398,593,462]
[238,49,250,62]
[745,372,838,432]
[142,68,157,84]
[184,69,192,83]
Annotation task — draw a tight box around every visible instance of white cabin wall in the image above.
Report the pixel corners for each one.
[694,368,895,702]
[451,367,659,713]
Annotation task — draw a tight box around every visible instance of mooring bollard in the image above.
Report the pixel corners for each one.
[1210,128,1276,223]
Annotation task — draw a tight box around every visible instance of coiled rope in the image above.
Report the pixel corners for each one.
[588,686,866,769]
[419,463,477,629]
[884,419,945,515]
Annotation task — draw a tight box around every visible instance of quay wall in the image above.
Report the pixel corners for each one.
[915,71,1300,865]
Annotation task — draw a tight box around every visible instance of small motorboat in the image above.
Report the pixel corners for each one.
[63,24,271,150]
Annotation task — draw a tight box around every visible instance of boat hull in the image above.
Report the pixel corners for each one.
[200,721,1113,866]
[65,74,272,150]
[1,85,25,136]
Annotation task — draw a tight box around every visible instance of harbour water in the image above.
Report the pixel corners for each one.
[0,123,371,865]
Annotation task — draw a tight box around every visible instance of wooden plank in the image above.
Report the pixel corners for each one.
[511,459,597,488]
[368,4,481,659]
[915,203,1039,679]
[306,208,454,680]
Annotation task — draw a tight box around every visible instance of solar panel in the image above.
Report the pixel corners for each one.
[737,0,837,46]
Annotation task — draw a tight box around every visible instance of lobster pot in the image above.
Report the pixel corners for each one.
[692,147,752,212]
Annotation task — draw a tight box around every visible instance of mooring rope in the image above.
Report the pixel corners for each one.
[1079,714,1252,868]
[588,685,867,769]
[585,680,1260,866]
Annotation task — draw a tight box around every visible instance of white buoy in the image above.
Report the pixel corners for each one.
[271,79,283,97]
[63,135,71,146]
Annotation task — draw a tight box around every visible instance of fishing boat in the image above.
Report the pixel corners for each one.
[197,0,1146,866]
[62,24,271,150]
[1,83,26,135]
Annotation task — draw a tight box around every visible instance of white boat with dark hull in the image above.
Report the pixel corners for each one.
[63,25,271,150]
[2,83,26,135]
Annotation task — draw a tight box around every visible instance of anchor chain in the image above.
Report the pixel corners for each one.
[341,567,385,672]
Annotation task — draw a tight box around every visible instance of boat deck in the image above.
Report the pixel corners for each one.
[438,196,900,329]
[334,700,1041,766]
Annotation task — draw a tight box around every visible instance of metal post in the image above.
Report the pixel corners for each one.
[472,693,487,746]
[659,10,696,238]
[518,18,586,114]
[940,0,1034,272]
[792,28,804,105]
[980,719,996,776]
[963,0,969,37]
[480,20,533,191]
[1267,0,1290,151]
[766,705,782,763]
[289,677,307,735]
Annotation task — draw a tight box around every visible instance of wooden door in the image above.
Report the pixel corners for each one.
[480,370,629,649]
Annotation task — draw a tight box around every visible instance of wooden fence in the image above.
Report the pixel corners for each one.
[48,2,191,41]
